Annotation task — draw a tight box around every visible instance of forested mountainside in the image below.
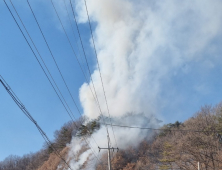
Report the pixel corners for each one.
[1,102,222,170]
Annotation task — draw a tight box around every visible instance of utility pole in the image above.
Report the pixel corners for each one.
[198,161,200,170]
[98,135,119,170]
[107,135,112,170]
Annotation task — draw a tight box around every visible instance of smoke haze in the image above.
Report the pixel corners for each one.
[66,0,222,169]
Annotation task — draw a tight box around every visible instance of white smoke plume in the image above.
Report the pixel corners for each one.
[66,0,222,169]
[77,0,222,119]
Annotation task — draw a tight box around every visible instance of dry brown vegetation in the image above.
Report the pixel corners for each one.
[0,119,81,170]
[37,147,69,170]
[1,103,222,170]
[95,103,222,170]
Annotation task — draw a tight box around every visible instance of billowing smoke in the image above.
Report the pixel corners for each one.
[66,0,222,169]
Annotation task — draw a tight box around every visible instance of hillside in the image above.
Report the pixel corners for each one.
[1,102,222,170]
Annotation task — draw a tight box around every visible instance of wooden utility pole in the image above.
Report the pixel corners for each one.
[98,135,119,170]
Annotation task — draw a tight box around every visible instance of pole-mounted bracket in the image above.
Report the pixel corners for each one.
[98,146,119,152]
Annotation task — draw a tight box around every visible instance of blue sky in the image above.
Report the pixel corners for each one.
[0,0,95,161]
[0,0,222,162]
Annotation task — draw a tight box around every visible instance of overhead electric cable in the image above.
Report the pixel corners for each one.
[48,0,112,146]
[4,0,101,162]
[62,0,88,78]
[26,0,101,149]
[10,0,99,156]
[8,0,98,149]
[82,0,118,147]
[27,0,105,135]
[68,0,111,139]
[9,0,77,123]
[49,0,103,116]
[11,0,99,158]
[3,0,75,124]
[26,0,83,117]
[104,123,222,133]
[11,0,99,151]
[0,75,73,170]
[49,2,113,151]
[68,0,99,105]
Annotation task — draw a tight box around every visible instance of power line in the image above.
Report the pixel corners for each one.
[3,0,75,124]
[5,0,80,132]
[44,0,113,152]
[26,0,82,118]
[68,0,99,106]
[49,0,106,125]
[49,0,109,137]
[8,0,77,124]
[82,0,118,148]
[0,75,73,170]
[4,0,101,163]
[49,0,99,108]
[104,123,222,133]
[68,0,112,146]
[9,0,99,159]
[9,0,83,135]
[26,0,101,151]
[52,0,115,154]
[62,0,88,79]
[24,0,103,153]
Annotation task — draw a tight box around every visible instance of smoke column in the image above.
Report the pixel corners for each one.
[66,0,222,169]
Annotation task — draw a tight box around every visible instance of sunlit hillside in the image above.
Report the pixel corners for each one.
[1,102,222,170]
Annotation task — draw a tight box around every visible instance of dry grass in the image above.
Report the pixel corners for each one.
[37,147,69,170]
